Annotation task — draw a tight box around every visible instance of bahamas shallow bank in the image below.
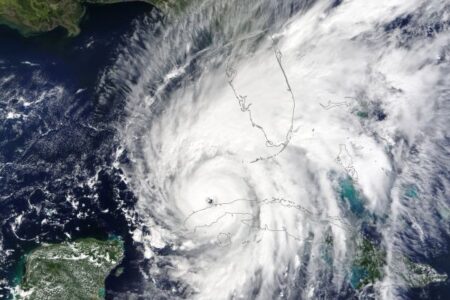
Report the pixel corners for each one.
[105,0,449,298]
[0,0,448,299]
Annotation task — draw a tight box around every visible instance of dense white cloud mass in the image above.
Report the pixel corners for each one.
[106,0,450,298]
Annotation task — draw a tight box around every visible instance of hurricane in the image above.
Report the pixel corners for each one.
[99,0,450,298]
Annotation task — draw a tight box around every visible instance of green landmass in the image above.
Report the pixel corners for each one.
[356,111,369,119]
[349,238,447,290]
[14,238,124,300]
[402,258,447,288]
[351,238,386,289]
[0,0,186,37]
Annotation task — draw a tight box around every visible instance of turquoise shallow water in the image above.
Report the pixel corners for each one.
[339,177,365,216]
[350,266,369,289]
[404,184,419,199]
[0,2,157,298]
[1,0,449,299]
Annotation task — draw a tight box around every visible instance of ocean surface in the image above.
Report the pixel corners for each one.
[0,2,160,298]
[0,1,449,299]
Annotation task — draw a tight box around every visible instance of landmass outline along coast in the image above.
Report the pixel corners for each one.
[0,0,448,298]
[0,0,186,36]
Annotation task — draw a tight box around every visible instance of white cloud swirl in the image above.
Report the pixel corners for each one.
[110,0,449,298]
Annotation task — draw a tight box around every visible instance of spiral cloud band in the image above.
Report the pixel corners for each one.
[103,0,450,298]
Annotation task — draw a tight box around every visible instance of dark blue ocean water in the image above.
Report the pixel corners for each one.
[0,2,449,300]
[0,3,161,298]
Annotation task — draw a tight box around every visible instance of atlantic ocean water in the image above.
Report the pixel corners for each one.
[1,1,450,299]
